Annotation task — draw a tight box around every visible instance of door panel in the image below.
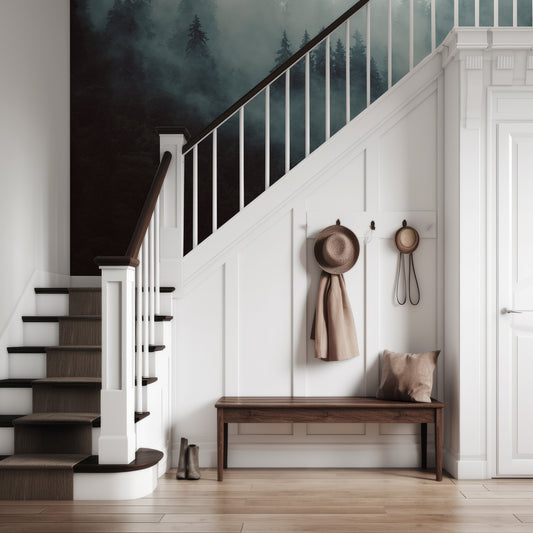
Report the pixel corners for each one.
[497,123,533,475]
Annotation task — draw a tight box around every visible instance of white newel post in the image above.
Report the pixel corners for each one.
[98,264,136,464]
[157,128,188,289]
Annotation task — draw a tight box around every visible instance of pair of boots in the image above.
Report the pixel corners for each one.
[176,437,200,480]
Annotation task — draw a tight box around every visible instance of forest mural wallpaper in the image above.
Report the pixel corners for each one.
[71,0,525,274]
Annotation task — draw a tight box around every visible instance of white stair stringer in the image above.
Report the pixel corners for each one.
[161,50,444,294]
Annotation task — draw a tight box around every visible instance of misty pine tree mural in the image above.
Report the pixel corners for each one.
[71,0,464,273]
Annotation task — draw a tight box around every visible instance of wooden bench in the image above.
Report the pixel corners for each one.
[215,396,443,481]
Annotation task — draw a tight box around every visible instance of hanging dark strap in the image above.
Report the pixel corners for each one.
[408,253,421,305]
[394,252,407,305]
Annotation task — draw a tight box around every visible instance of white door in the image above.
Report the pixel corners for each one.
[497,122,533,476]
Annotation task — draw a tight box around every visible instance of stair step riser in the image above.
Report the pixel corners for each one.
[22,321,166,346]
[47,350,101,378]
[0,390,32,415]
[8,354,46,379]
[36,294,69,316]
[23,323,58,347]
[69,291,101,316]
[33,385,100,413]
[15,425,92,455]
[0,427,99,455]
[0,429,14,455]
[0,469,73,500]
[60,319,101,346]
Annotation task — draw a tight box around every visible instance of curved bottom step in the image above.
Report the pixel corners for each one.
[73,449,164,500]
[0,448,163,500]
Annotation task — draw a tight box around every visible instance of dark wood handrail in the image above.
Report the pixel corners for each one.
[182,0,370,154]
[94,151,173,268]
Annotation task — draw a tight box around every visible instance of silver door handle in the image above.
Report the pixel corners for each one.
[502,308,533,314]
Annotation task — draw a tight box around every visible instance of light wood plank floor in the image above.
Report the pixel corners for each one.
[2,468,533,532]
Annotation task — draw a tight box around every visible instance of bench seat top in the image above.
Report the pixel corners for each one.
[215,396,443,409]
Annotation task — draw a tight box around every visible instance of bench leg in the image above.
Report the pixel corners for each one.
[224,423,228,468]
[421,423,427,469]
[217,409,224,481]
[435,409,442,481]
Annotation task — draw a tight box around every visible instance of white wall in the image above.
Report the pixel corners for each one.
[0,0,70,375]
[166,52,445,468]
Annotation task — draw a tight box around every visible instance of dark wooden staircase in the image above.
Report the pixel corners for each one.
[0,287,169,500]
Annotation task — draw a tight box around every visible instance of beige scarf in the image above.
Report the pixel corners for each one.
[311,271,359,361]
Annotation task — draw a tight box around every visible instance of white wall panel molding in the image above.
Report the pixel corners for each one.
[225,442,423,469]
[496,55,515,70]
[224,257,240,396]
[465,55,483,70]
[291,206,308,396]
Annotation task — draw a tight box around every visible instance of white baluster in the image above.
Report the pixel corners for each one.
[149,217,155,346]
[135,250,143,413]
[212,129,217,232]
[513,0,518,26]
[388,0,392,89]
[305,54,310,157]
[154,199,160,314]
[239,107,244,210]
[366,4,371,107]
[475,0,480,26]
[494,0,498,27]
[192,145,198,248]
[325,35,331,140]
[346,19,351,123]
[265,86,270,189]
[409,0,414,70]
[431,0,436,50]
[454,0,459,26]
[142,239,149,379]
[285,70,290,173]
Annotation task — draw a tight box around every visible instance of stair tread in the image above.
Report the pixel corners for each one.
[1,412,149,427]
[7,344,165,353]
[73,448,163,473]
[0,377,157,387]
[0,454,90,469]
[33,377,101,386]
[0,415,25,427]
[14,413,100,425]
[0,379,36,387]
[22,314,172,321]
[35,287,175,293]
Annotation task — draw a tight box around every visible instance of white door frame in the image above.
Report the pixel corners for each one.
[487,88,533,478]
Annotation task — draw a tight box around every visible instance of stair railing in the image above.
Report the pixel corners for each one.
[165,0,533,257]
[94,151,172,464]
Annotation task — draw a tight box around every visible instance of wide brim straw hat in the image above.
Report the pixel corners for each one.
[314,221,360,275]
[395,224,420,254]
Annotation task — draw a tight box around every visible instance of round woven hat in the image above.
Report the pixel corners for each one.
[395,224,419,254]
[314,221,359,274]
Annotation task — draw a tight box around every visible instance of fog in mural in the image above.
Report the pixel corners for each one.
[71,0,528,271]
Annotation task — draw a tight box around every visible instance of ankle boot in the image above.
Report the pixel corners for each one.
[187,444,200,480]
[176,437,188,480]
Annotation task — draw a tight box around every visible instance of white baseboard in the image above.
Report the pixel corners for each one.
[444,449,488,479]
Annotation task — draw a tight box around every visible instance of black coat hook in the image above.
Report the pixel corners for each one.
[370,220,375,230]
